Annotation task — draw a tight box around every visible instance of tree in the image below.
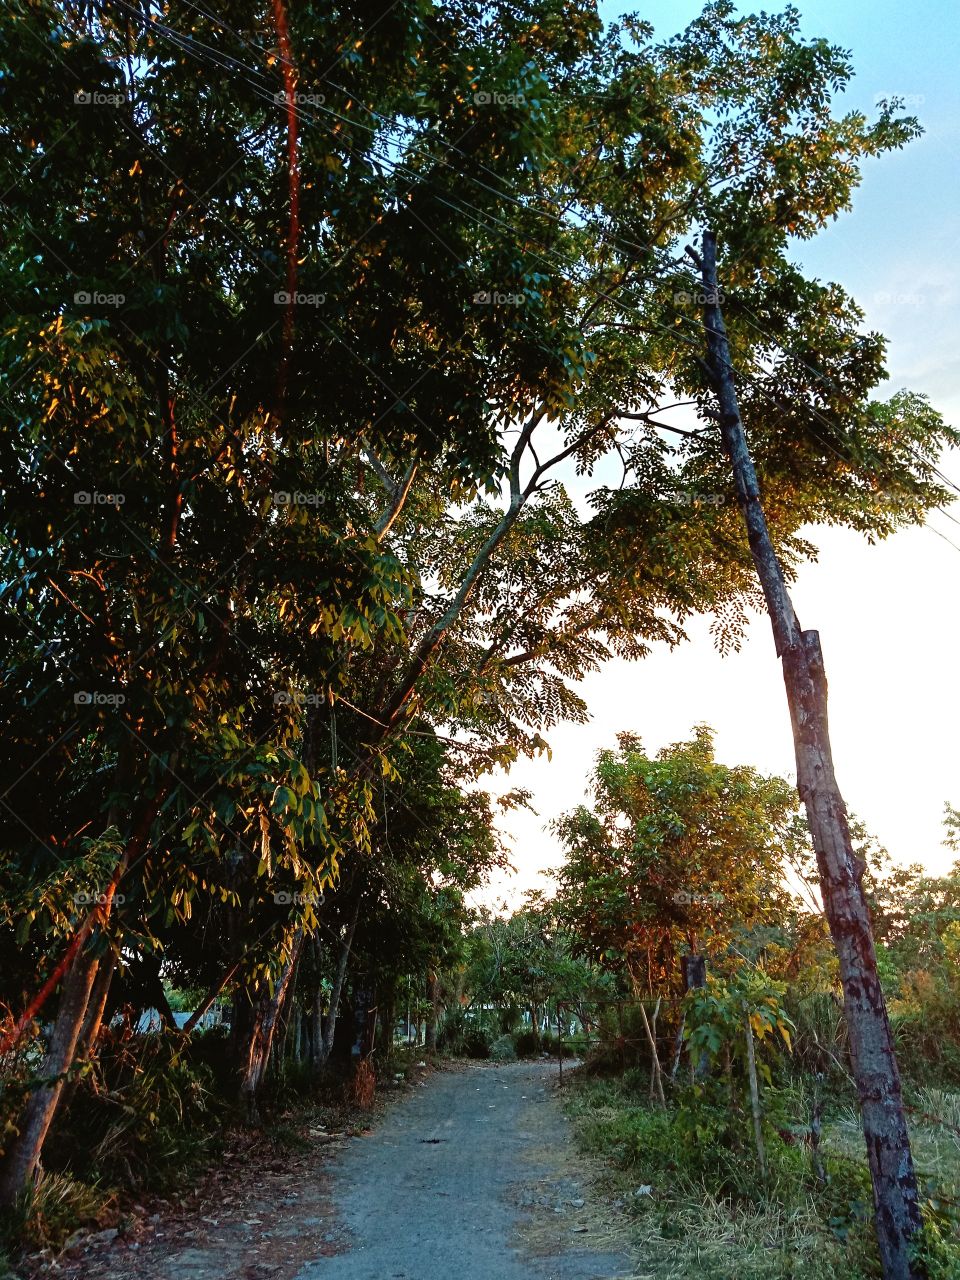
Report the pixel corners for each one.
[689,229,923,1280]
[554,728,798,998]
[3,0,957,1217]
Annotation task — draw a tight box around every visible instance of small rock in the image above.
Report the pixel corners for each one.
[88,1228,119,1246]
[569,1198,585,1208]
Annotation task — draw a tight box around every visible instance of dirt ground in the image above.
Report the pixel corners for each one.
[24,1060,633,1280]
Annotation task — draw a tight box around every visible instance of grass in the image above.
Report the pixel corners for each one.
[561,1071,960,1280]
[0,1170,116,1256]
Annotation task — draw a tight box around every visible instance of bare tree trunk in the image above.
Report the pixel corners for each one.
[239,930,303,1123]
[76,952,115,1059]
[669,1015,685,1082]
[681,954,709,1079]
[378,989,397,1058]
[316,903,359,1071]
[54,953,117,1119]
[311,980,324,1067]
[289,1005,302,1063]
[639,998,666,1106]
[0,947,100,1206]
[182,958,242,1033]
[139,951,176,1029]
[0,788,161,1210]
[425,972,440,1053]
[696,229,923,1280]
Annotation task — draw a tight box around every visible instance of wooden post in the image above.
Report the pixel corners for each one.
[694,229,924,1280]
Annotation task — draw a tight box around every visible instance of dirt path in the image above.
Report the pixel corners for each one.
[297,1060,630,1280]
[32,1061,631,1280]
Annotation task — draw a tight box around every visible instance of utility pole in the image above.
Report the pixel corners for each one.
[693,229,924,1280]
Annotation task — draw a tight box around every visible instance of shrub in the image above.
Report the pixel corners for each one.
[438,1008,493,1058]
[51,1028,228,1192]
[513,1029,541,1058]
[490,1034,517,1062]
[0,1170,114,1253]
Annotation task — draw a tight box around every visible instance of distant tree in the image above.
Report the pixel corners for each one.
[553,727,799,998]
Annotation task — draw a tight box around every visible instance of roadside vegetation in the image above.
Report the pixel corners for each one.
[547,735,960,1280]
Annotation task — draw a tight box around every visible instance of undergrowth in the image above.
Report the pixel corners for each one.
[564,1069,960,1280]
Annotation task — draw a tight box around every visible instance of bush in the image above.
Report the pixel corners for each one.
[0,1169,115,1253]
[513,1029,541,1057]
[50,1028,229,1193]
[437,1008,493,1058]
[490,1034,517,1062]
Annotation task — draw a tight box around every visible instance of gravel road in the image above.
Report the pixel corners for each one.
[296,1059,631,1280]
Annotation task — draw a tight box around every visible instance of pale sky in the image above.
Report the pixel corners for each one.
[482,0,960,907]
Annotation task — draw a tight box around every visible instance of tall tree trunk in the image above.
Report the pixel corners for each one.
[0,792,157,1210]
[378,989,397,1058]
[138,951,176,1029]
[311,978,324,1068]
[238,930,303,1123]
[0,947,101,1206]
[76,952,115,1059]
[425,973,440,1053]
[53,953,117,1120]
[315,902,359,1071]
[681,953,709,1079]
[529,1003,541,1050]
[696,229,923,1280]
[289,1005,303,1063]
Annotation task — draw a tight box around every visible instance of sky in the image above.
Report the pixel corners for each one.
[481,0,960,907]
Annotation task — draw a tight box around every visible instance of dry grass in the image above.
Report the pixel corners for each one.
[622,1190,856,1280]
[562,1079,879,1280]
